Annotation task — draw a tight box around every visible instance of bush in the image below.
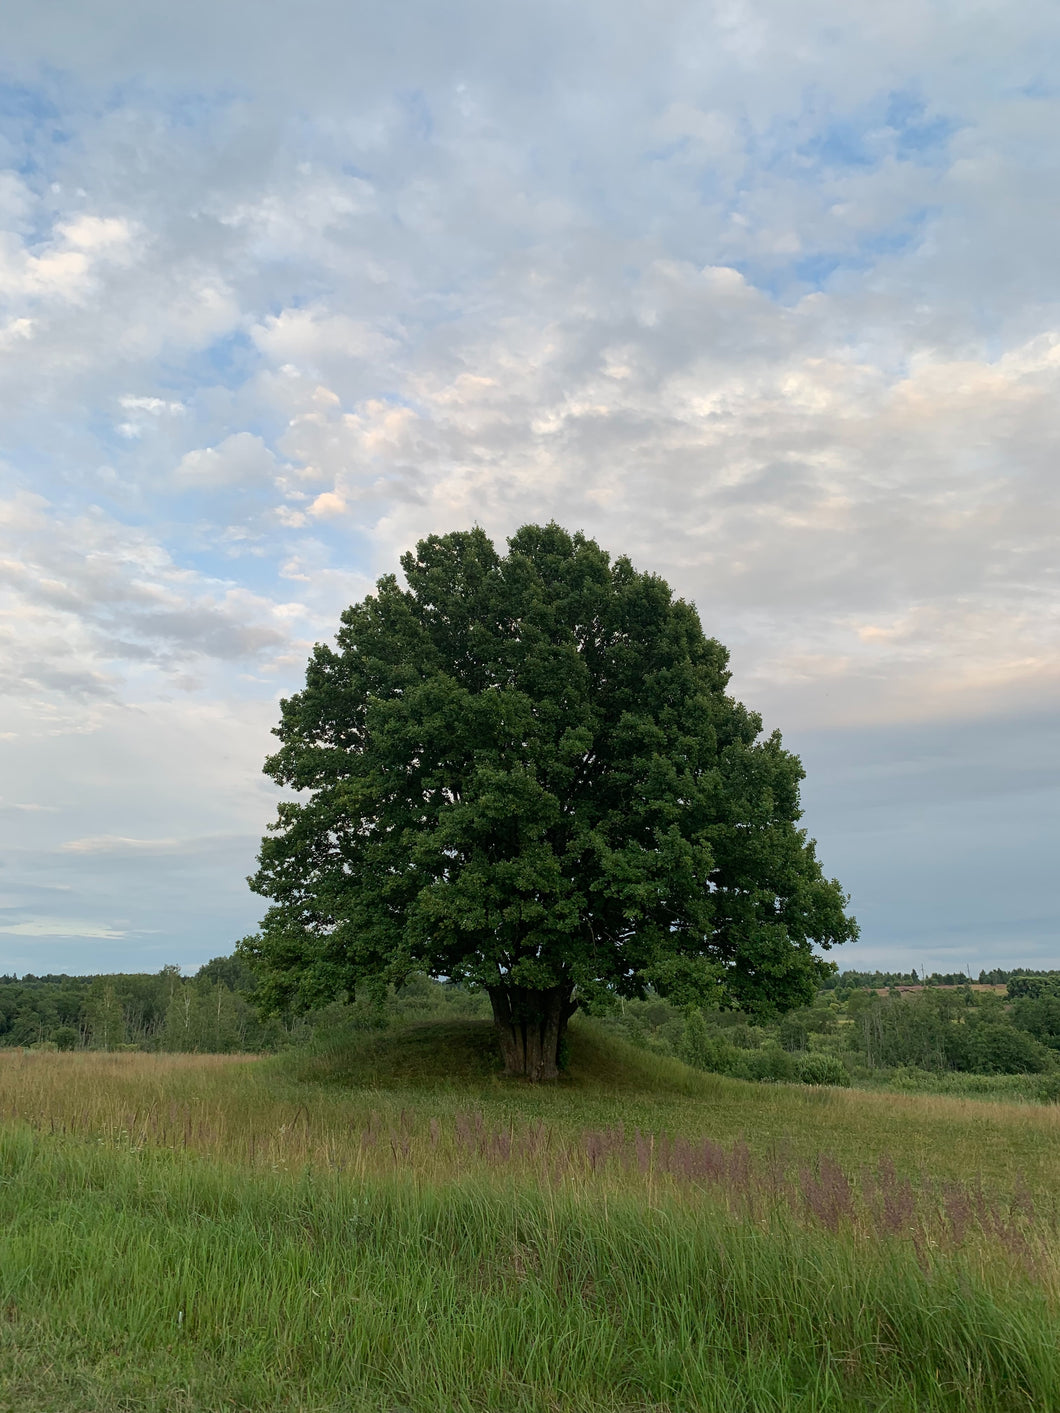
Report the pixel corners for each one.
[795,1052,850,1087]
[679,1009,716,1069]
[739,1044,796,1083]
[1033,1073,1060,1104]
[966,1022,1048,1075]
[1011,995,1060,1049]
[887,1065,932,1092]
[778,1014,809,1052]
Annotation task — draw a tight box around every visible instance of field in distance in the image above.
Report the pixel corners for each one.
[2,1020,1060,1412]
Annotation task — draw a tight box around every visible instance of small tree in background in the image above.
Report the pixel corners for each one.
[679,1008,717,1070]
[84,980,126,1051]
[244,523,857,1080]
[162,981,200,1052]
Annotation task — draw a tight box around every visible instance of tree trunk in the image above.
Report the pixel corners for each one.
[487,983,577,1081]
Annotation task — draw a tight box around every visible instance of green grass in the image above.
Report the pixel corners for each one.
[3,1022,1060,1410]
[3,1019,1060,1194]
[1,1124,1057,1413]
[287,1014,738,1097]
[282,1018,1060,1196]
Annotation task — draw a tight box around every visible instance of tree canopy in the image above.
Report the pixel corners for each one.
[244,523,857,1078]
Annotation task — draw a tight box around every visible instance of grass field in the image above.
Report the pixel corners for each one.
[2,1019,1060,1411]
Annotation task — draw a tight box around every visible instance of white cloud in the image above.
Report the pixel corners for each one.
[175,432,279,487]
[263,263,1055,733]
[119,394,185,416]
[61,835,185,854]
[0,492,308,711]
[0,213,136,304]
[308,490,347,518]
[0,918,126,938]
[0,317,34,348]
[57,214,134,252]
[252,306,398,373]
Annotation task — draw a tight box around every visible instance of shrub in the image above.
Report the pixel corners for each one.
[679,1008,715,1069]
[778,1014,809,1052]
[966,1022,1048,1075]
[740,1043,796,1082]
[795,1052,850,1087]
[1034,1072,1060,1103]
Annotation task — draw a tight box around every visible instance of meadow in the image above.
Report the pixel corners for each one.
[2,1020,1060,1411]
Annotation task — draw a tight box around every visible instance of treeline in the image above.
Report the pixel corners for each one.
[0,958,288,1052]
[0,962,490,1053]
[595,973,1060,1095]
[820,968,1056,990]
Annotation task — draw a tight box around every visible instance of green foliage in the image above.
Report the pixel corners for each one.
[778,1012,809,1051]
[822,968,967,990]
[162,979,253,1053]
[245,523,857,1048]
[1011,993,1060,1048]
[0,962,281,1055]
[1008,974,1060,1001]
[583,978,1060,1092]
[794,1051,850,1086]
[960,1020,1048,1074]
[741,1041,797,1082]
[851,989,1054,1076]
[196,953,259,994]
[82,981,126,1051]
[678,1007,715,1069]
[819,968,1060,992]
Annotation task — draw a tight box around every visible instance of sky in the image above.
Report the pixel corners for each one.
[0,1,1057,979]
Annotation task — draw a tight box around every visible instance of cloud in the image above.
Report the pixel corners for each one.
[60,833,245,856]
[0,492,306,706]
[58,215,134,253]
[0,918,126,939]
[119,395,185,415]
[0,212,136,304]
[308,491,347,519]
[175,432,279,487]
[60,835,185,855]
[250,258,1055,731]
[252,308,398,369]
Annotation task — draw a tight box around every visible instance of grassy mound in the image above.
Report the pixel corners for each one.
[285,1014,723,1096]
[289,1017,503,1087]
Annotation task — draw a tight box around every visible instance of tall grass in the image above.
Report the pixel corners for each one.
[2,1022,1060,1195]
[1,1124,1058,1413]
[4,1026,1060,1409]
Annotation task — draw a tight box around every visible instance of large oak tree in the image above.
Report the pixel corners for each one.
[244,523,857,1079]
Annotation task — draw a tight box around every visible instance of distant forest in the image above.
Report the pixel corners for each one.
[3,963,1060,1097]
[0,957,277,1054]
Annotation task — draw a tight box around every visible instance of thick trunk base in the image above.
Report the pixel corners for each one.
[488,984,576,1081]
